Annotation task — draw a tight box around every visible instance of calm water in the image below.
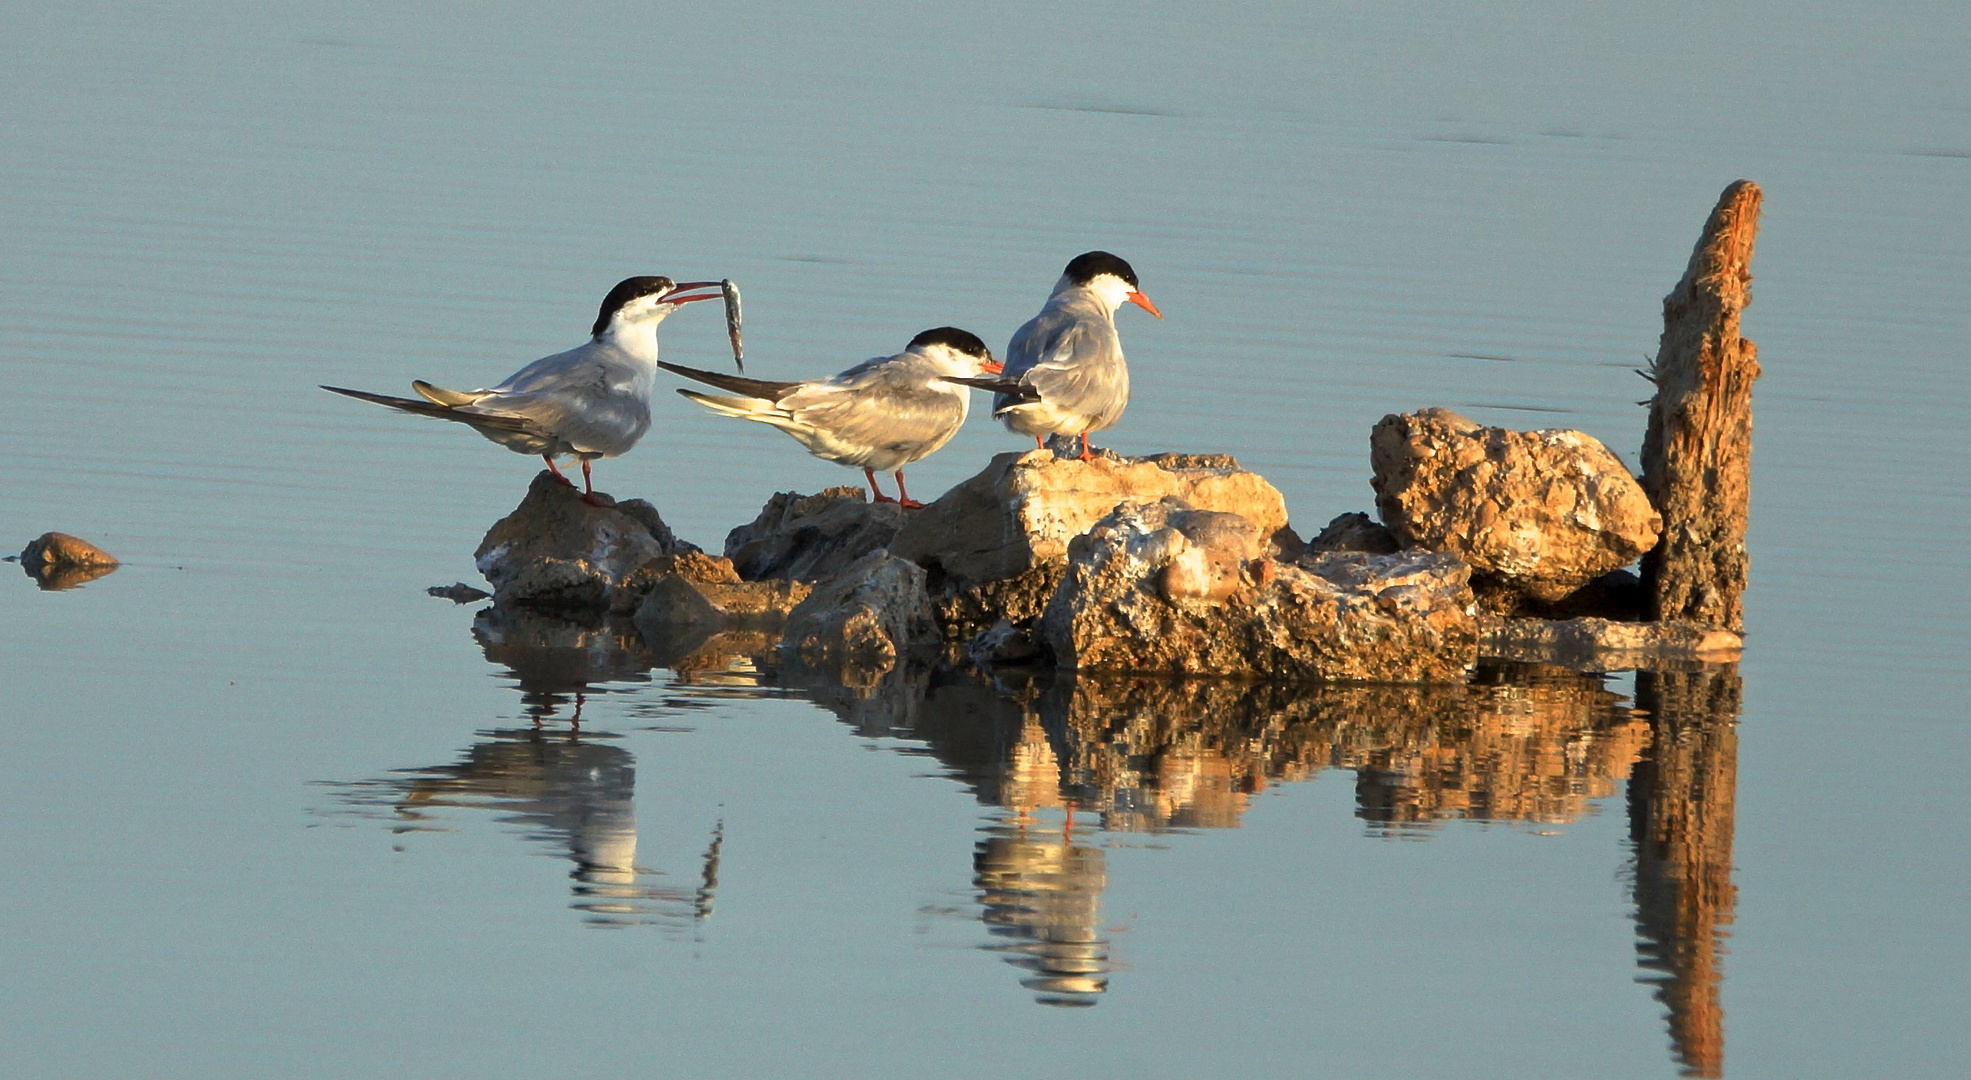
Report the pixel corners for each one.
[3,3,1967,1077]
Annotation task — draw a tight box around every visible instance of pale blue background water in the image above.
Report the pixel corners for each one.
[3,3,1967,1077]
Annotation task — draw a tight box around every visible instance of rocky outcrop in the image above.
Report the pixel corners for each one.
[1370,409,1661,603]
[724,487,912,582]
[18,531,119,590]
[779,551,937,687]
[1036,498,1478,682]
[474,471,697,611]
[890,450,1292,636]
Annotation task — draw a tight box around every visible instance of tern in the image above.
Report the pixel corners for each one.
[322,276,725,503]
[660,327,1001,508]
[949,250,1160,461]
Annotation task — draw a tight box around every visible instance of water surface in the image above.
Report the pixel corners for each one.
[3,3,1967,1077]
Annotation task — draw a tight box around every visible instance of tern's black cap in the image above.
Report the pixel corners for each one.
[1063,251,1139,289]
[908,326,992,360]
[593,276,676,336]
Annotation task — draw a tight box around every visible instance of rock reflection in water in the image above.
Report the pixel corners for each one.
[799,659,1735,1047]
[879,666,1651,836]
[472,603,656,724]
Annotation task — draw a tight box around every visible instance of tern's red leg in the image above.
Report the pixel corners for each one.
[893,471,924,510]
[543,455,576,486]
[1035,435,1046,451]
[864,468,897,504]
[579,459,604,507]
[1078,432,1095,461]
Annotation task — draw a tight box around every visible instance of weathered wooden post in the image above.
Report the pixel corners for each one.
[1641,181,1762,632]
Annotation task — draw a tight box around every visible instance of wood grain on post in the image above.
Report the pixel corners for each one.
[1641,180,1762,632]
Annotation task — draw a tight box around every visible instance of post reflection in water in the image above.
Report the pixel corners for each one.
[329,604,721,930]
[1629,666,1741,1079]
[803,658,1742,1073]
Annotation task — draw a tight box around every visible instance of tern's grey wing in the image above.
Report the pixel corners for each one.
[998,314,1128,427]
[780,374,968,470]
[476,352,650,458]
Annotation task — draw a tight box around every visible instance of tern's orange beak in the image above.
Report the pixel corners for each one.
[664,280,725,305]
[1127,290,1163,319]
[981,359,1004,375]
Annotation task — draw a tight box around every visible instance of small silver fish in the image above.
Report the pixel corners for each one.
[721,279,743,371]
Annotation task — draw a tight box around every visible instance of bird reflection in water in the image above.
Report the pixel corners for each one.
[974,713,1111,1006]
[330,602,721,930]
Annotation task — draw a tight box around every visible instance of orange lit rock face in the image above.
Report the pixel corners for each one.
[890,449,1291,632]
[19,531,119,590]
[1370,408,1661,603]
[1039,498,1478,682]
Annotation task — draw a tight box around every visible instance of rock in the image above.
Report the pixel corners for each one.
[22,531,118,569]
[890,449,1292,636]
[779,551,937,687]
[1037,499,1478,681]
[1306,512,1398,554]
[966,619,1043,667]
[632,553,812,671]
[723,486,912,581]
[474,471,697,611]
[428,582,492,604]
[18,531,120,590]
[1478,615,1743,672]
[1473,567,1648,621]
[1370,408,1661,602]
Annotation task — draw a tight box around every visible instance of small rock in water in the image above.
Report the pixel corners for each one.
[473,471,697,611]
[779,551,937,687]
[19,532,119,590]
[724,486,911,582]
[427,582,491,604]
[1370,408,1661,603]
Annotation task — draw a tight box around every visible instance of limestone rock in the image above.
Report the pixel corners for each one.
[724,486,912,582]
[1037,499,1477,681]
[474,471,697,611]
[890,450,1291,636]
[779,551,937,687]
[1478,615,1742,672]
[19,531,119,590]
[630,553,809,673]
[1370,408,1661,602]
